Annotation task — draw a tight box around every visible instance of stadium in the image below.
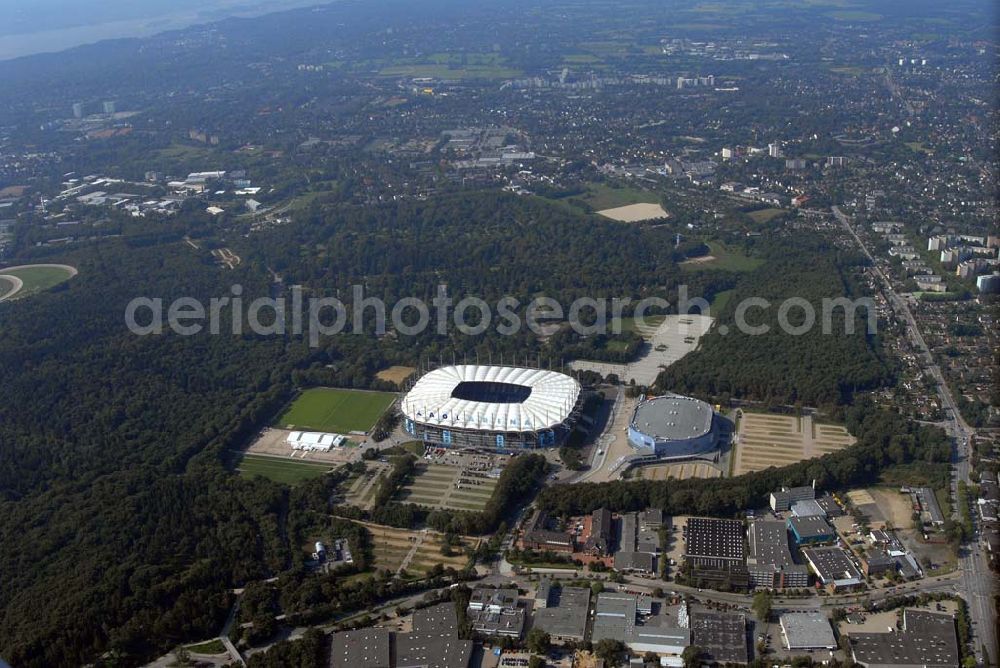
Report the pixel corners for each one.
[627,394,720,459]
[401,365,583,451]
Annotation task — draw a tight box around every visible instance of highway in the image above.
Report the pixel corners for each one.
[833,206,995,664]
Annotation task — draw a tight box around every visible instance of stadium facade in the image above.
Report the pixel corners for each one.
[627,394,719,459]
[401,365,583,451]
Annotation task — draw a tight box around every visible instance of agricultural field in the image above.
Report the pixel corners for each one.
[375,365,417,387]
[274,387,396,433]
[732,413,854,476]
[0,264,77,301]
[395,463,498,512]
[360,522,476,576]
[235,453,335,485]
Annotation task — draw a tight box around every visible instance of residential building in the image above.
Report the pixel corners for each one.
[585,508,615,555]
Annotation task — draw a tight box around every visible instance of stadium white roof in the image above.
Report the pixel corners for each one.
[401,365,581,433]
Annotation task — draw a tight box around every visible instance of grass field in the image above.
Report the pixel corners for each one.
[682,242,763,273]
[709,289,734,314]
[617,314,667,336]
[747,208,785,224]
[185,639,226,655]
[582,183,659,211]
[0,264,77,299]
[275,388,396,433]
[236,453,334,485]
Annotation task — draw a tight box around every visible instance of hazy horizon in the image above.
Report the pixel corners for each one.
[0,0,325,61]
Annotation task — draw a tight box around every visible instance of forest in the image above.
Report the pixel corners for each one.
[657,235,892,407]
[0,189,902,665]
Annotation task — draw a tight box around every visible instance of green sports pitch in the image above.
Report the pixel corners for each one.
[275,387,397,433]
[237,454,334,485]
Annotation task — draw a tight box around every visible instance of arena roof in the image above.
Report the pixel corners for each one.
[401,365,581,433]
[631,394,713,441]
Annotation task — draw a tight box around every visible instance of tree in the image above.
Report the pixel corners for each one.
[752,591,773,623]
[527,628,551,655]
[529,656,545,668]
[595,639,626,667]
[682,645,702,668]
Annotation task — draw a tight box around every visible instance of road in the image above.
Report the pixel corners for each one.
[833,206,995,664]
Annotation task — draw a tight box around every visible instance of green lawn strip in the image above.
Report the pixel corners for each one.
[185,639,226,654]
[237,455,332,485]
[444,501,489,511]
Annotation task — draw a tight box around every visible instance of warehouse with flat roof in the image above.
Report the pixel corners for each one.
[802,546,863,592]
[532,585,591,642]
[780,612,837,650]
[849,610,958,668]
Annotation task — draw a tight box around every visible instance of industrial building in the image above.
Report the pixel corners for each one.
[791,498,827,518]
[627,394,720,459]
[591,593,689,656]
[690,611,748,664]
[684,517,745,567]
[770,483,816,512]
[532,583,591,643]
[467,588,525,638]
[747,521,810,589]
[802,546,863,592]
[914,487,946,526]
[787,516,836,545]
[614,511,661,574]
[685,517,750,590]
[401,365,583,451]
[330,603,472,668]
[849,610,959,668]
[779,612,837,651]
